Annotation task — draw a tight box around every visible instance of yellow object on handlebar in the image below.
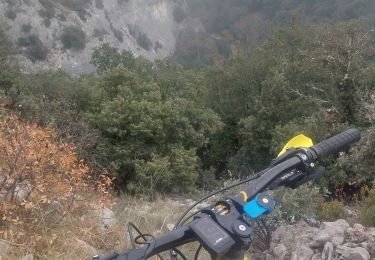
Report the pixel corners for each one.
[278,134,314,157]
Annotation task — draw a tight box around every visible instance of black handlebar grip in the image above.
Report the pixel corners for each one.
[310,128,360,159]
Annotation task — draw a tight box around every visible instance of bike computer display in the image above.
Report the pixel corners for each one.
[191,216,235,257]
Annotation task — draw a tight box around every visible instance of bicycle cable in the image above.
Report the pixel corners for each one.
[175,169,268,228]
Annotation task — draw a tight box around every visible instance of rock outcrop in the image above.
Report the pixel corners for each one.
[0,0,198,74]
[269,220,375,260]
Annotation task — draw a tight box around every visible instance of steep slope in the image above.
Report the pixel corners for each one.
[0,0,198,74]
[1,0,374,73]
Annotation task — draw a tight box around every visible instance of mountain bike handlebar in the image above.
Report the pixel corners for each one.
[96,226,195,259]
[94,128,360,260]
[237,128,360,203]
[310,128,360,159]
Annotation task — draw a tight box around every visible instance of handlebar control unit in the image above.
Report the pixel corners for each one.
[191,216,235,257]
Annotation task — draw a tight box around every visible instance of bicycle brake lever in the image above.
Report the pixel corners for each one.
[269,166,325,190]
[288,166,325,189]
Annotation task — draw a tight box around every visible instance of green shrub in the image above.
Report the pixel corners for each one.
[57,0,91,21]
[38,0,55,19]
[83,65,222,193]
[21,24,32,33]
[216,38,231,58]
[360,182,375,227]
[136,32,152,50]
[154,41,163,51]
[95,0,103,9]
[196,168,219,192]
[61,26,86,50]
[0,27,16,95]
[17,35,49,61]
[316,199,347,221]
[44,19,52,27]
[272,184,322,223]
[5,9,17,20]
[0,27,13,59]
[131,147,198,194]
[9,71,78,122]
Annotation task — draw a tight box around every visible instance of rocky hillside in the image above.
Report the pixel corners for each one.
[1,0,374,73]
[0,0,198,74]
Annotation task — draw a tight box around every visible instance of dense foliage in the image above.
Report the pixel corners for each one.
[174,0,375,68]
[17,34,49,61]
[204,21,375,187]
[360,182,375,227]
[61,26,86,50]
[89,45,223,192]
[0,20,374,197]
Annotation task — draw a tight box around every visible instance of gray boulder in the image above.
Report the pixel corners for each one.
[272,221,318,251]
[96,207,115,230]
[291,245,314,260]
[347,224,368,243]
[267,220,375,260]
[336,245,370,260]
[272,244,287,260]
[311,219,350,248]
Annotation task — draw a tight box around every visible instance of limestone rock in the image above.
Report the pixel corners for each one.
[291,245,314,260]
[311,219,350,248]
[290,253,298,260]
[345,242,360,248]
[322,241,334,260]
[347,223,368,243]
[272,220,318,251]
[96,207,115,230]
[336,245,370,260]
[272,244,287,260]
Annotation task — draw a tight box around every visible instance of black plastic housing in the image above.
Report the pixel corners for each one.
[191,217,235,257]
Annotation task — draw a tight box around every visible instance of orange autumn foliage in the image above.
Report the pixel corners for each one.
[0,115,113,245]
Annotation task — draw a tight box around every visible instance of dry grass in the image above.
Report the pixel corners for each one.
[1,194,215,259]
[112,194,212,259]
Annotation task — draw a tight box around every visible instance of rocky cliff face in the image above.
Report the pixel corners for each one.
[0,0,199,74]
